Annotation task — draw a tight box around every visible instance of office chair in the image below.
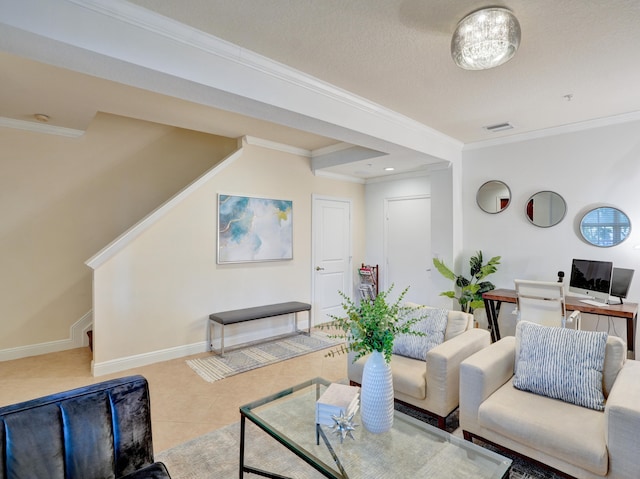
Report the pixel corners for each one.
[514,279,581,329]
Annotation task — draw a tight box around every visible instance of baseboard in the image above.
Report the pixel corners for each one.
[92,341,207,377]
[0,311,93,361]
[94,318,308,375]
[0,313,310,372]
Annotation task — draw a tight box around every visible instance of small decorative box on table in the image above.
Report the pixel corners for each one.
[316,383,360,444]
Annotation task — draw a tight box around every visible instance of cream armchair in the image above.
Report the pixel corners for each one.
[460,325,640,479]
[348,304,491,429]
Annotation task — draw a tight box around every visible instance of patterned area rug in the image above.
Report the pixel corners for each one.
[187,332,342,382]
[396,406,564,479]
[157,408,564,479]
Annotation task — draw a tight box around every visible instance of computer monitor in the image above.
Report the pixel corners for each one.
[610,267,634,303]
[569,259,613,304]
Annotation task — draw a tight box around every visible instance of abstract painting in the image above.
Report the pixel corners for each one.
[217,194,293,263]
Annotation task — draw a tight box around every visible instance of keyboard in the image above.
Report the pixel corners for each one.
[579,299,609,307]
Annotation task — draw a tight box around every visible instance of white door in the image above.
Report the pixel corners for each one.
[385,196,431,304]
[312,196,352,325]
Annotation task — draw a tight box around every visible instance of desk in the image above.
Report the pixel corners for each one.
[483,288,638,351]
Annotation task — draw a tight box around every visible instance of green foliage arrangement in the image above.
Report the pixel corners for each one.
[433,251,501,313]
[322,285,426,363]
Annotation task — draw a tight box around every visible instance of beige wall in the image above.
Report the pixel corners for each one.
[92,142,366,372]
[0,113,237,350]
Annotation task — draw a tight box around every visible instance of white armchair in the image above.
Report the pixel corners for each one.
[460,322,638,478]
[347,304,491,429]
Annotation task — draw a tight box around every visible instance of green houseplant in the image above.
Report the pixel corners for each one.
[322,284,427,433]
[433,251,500,313]
[323,284,426,363]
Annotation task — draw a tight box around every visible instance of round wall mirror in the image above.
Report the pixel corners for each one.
[579,207,631,247]
[476,180,511,214]
[526,191,566,227]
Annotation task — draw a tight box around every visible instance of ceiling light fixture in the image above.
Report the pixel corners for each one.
[451,7,521,71]
[34,113,50,122]
[384,167,395,171]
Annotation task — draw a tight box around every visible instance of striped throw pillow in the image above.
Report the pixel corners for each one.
[392,308,448,361]
[514,321,607,411]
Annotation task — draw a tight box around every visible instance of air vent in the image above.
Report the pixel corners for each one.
[484,122,514,132]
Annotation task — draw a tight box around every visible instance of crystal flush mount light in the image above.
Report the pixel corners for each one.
[451,7,521,71]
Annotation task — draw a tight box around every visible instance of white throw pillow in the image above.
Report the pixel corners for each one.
[513,321,607,411]
[444,311,470,340]
[392,308,448,361]
[603,335,626,397]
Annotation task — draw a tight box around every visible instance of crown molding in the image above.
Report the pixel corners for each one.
[311,142,357,157]
[364,168,431,184]
[0,117,85,138]
[313,169,365,184]
[74,0,456,145]
[464,110,640,151]
[242,136,311,157]
[1,0,461,162]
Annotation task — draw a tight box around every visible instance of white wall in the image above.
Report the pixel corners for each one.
[462,119,640,341]
[91,143,366,375]
[365,168,454,309]
[430,166,457,306]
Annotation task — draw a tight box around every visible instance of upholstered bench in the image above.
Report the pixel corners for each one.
[208,301,311,355]
[0,375,170,479]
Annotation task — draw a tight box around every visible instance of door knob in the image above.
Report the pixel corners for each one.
[315,266,325,271]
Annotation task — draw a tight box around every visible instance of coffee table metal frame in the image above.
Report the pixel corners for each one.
[239,377,511,479]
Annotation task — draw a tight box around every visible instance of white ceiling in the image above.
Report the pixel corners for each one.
[2,0,640,179]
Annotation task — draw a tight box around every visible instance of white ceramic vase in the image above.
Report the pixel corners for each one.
[360,350,394,433]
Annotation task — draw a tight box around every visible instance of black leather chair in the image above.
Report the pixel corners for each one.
[0,375,171,478]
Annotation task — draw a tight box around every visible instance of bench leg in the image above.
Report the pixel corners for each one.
[294,310,311,336]
[293,310,311,337]
[208,320,225,357]
[220,323,225,357]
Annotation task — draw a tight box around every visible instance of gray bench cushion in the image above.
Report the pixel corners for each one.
[209,301,311,324]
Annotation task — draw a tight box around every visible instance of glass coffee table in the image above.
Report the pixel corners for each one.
[239,377,511,478]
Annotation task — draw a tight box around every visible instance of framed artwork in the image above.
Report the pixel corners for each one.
[217,194,293,264]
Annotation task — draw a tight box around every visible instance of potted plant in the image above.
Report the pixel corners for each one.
[433,251,500,314]
[324,284,426,362]
[322,284,426,433]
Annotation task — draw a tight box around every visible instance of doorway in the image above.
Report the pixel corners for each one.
[384,195,431,304]
[312,196,353,325]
